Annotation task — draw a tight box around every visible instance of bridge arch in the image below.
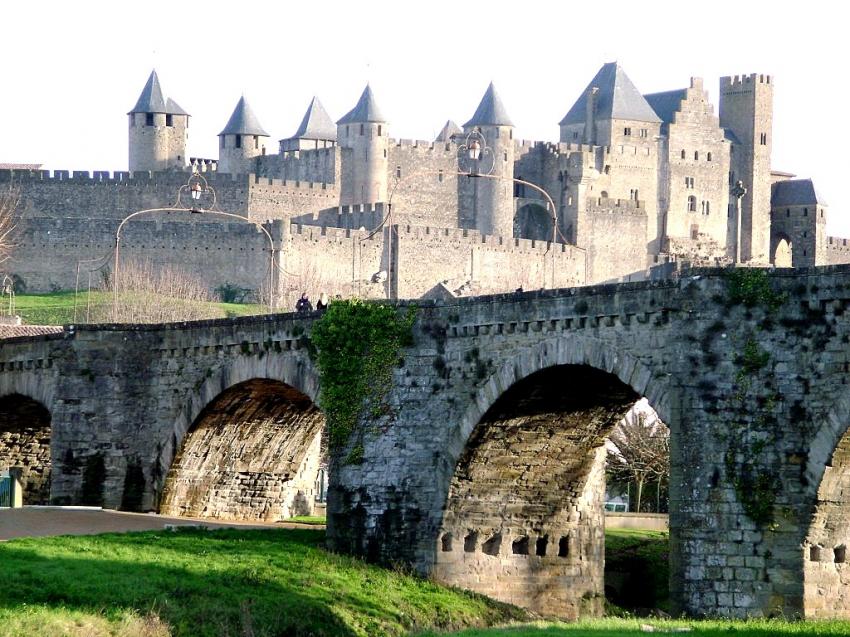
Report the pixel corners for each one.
[431,337,671,618]
[156,352,324,520]
[801,392,850,618]
[0,393,53,504]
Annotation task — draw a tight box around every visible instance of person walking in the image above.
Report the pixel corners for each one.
[316,292,330,312]
[296,292,313,314]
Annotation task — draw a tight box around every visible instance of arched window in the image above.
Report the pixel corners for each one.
[707,152,712,162]
[705,201,710,214]
[694,151,699,160]
[601,191,609,199]
[688,196,697,212]
[681,149,686,159]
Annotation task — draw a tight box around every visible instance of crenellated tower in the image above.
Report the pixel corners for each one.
[218,96,269,175]
[128,70,189,172]
[720,73,773,263]
[337,85,388,205]
[463,82,515,238]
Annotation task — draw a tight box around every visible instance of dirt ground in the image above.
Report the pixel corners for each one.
[0,506,309,541]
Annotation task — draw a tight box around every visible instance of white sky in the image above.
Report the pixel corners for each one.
[2,1,847,233]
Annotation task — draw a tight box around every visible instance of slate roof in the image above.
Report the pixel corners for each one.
[463,83,513,127]
[771,179,828,207]
[219,96,269,136]
[337,85,386,124]
[286,97,336,141]
[129,70,167,114]
[644,89,687,124]
[165,98,188,116]
[435,120,462,142]
[128,70,190,117]
[560,62,661,126]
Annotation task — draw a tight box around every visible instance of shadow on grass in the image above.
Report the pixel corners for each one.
[0,528,389,637]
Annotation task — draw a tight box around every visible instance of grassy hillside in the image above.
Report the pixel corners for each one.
[11,291,266,326]
[0,527,526,637]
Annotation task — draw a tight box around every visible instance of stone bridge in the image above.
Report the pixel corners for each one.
[3,266,850,619]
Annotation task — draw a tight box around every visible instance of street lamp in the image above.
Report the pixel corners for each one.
[112,172,278,318]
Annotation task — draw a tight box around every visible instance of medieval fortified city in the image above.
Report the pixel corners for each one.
[3,4,850,636]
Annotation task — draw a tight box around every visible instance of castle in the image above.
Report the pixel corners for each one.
[1,63,841,305]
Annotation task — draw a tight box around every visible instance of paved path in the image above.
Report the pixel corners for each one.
[0,507,318,541]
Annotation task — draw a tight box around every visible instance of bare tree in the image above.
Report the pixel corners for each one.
[0,183,20,266]
[95,259,227,323]
[607,402,670,513]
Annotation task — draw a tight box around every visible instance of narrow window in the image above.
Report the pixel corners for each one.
[707,152,712,161]
[482,533,502,556]
[804,208,808,216]
[694,151,699,160]
[681,149,686,159]
[558,536,569,558]
[573,131,578,140]
[438,170,444,183]
[377,124,382,136]
[441,533,453,552]
[803,231,808,238]
[512,536,529,555]
[464,532,478,553]
[836,546,846,564]
[254,136,259,149]
[604,165,611,174]
[360,123,364,135]
[536,535,548,556]
[691,224,699,239]
[786,209,790,217]
[705,201,710,215]
[760,133,768,145]
[235,135,242,149]
[640,128,648,138]
[688,195,697,212]
[145,113,154,126]
[383,149,387,158]
[165,114,173,127]
[503,151,508,162]
[810,546,821,562]
[624,127,631,136]
[601,190,609,198]
[396,166,401,178]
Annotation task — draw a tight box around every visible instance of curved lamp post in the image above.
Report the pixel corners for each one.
[112,172,277,319]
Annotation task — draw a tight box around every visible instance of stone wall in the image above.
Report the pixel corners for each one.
[159,379,324,521]
[578,198,647,283]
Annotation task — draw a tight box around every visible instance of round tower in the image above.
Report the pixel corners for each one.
[218,96,269,176]
[128,70,189,172]
[463,82,515,238]
[336,85,388,205]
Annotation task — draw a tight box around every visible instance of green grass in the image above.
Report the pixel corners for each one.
[0,527,526,637]
[287,515,327,525]
[11,291,267,326]
[431,618,850,636]
[604,528,669,612]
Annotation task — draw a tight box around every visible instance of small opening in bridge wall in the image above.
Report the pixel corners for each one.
[441,533,453,552]
[558,535,570,558]
[810,545,822,562]
[464,531,478,553]
[835,545,846,563]
[482,533,502,556]
[536,535,548,556]
[512,536,529,555]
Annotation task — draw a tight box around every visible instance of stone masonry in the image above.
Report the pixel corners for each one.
[4,266,850,618]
